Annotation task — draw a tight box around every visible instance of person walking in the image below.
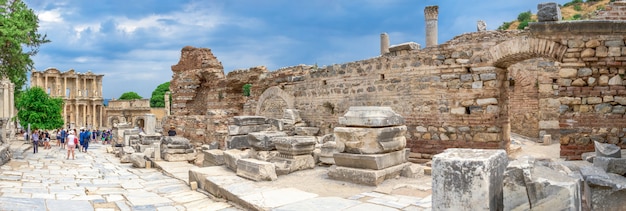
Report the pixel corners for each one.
[43,131,51,149]
[59,128,67,149]
[78,128,85,152]
[82,128,90,152]
[66,130,77,159]
[31,129,39,153]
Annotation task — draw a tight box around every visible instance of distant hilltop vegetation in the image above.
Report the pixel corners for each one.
[498,0,614,30]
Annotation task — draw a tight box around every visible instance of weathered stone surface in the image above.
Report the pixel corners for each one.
[130,153,147,168]
[559,68,577,78]
[255,151,280,163]
[282,109,302,124]
[228,124,271,135]
[401,163,424,178]
[223,149,250,171]
[334,126,407,154]
[139,134,162,145]
[162,136,190,145]
[273,136,317,156]
[225,135,251,150]
[320,141,342,164]
[202,149,225,167]
[236,158,277,181]
[537,2,561,22]
[328,162,410,186]
[333,149,408,170]
[593,156,626,175]
[272,154,315,175]
[504,157,582,211]
[232,116,267,126]
[477,20,487,32]
[432,149,508,211]
[247,131,287,151]
[594,141,621,158]
[163,152,197,162]
[0,145,11,166]
[476,98,497,105]
[609,75,624,86]
[338,106,404,127]
[294,127,320,136]
[189,166,233,190]
[580,165,626,210]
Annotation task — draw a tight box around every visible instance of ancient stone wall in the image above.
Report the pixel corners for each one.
[167,21,626,160]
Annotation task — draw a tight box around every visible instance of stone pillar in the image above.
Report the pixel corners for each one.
[75,104,79,127]
[144,114,156,135]
[424,5,438,48]
[432,148,508,210]
[380,33,390,55]
[165,91,171,116]
[63,77,67,98]
[99,106,103,128]
[92,104,96,128]
[63,104,67,127]
[75,76,79,98]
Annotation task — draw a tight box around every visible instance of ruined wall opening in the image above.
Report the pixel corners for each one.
[255,86,295,118]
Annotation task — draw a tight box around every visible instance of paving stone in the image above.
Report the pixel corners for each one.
[47,199,93,211]
[238,188,318,210]
[274,197,362,211]
[343,202,399,211]
[0,197,46,210]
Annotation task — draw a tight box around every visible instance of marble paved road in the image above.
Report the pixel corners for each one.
[0,141,239,211]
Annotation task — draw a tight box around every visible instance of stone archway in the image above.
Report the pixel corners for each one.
[490,37,567,69]
[255,86,295,118]
[134,116,146,131]
[107,116,124,128]
[488,37,565,142]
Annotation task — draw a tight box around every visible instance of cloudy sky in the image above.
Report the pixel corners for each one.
[25,0,569,99]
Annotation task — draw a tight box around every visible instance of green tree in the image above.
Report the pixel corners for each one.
[0,0,50,95]
[119,92,142,100]
[150,82,170,107]
[16,87,64,130]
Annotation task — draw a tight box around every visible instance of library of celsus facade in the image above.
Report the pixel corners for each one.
[31,68,105,129]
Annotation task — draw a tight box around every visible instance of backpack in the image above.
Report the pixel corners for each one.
[74,137,78,145]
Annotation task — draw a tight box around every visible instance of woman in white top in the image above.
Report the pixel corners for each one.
[66,131,77,160]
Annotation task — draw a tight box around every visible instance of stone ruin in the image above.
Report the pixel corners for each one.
[431,140,626,210]
[0,118,11,166]
[328,106,412,185]
[200,106,422,184]
[107,114,196,168]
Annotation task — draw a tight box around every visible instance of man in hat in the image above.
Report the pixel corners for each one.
[167,126,176,136]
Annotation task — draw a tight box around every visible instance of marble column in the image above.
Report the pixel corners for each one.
[425,5,439,48]
[380,33,390,55]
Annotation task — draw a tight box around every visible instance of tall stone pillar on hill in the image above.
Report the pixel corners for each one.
[380,33,390,55]
[424,5,438,48]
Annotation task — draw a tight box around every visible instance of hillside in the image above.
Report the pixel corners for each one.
[498,0,612,30]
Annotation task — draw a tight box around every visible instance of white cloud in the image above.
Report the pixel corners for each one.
[38,9,64,23]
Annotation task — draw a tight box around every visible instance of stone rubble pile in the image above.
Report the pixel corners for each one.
[578,141,626,210]
[328,106,412,186]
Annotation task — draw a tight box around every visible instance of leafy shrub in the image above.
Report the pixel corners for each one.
[517,10,532,22]
[242,84,252,96]
[517,21,530,29]
[571,14,582,20]
[574,4,582,11]
[498,21,512,30]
